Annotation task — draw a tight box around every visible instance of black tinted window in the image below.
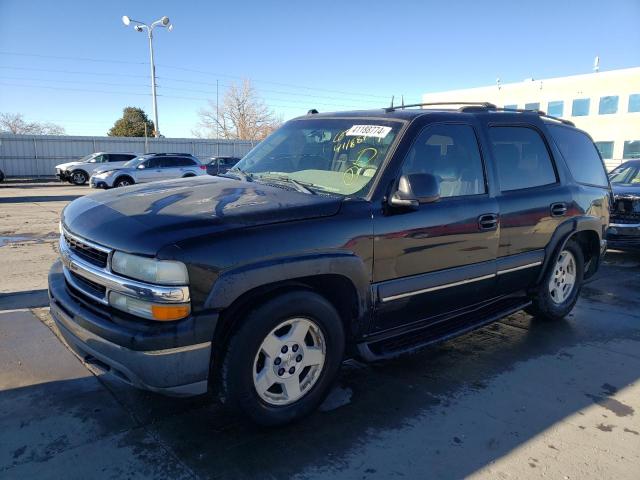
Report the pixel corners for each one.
[489,127,556,191]
[175,157,196,167]
[146,158,162,168]
[547,125,608,187]
[402,124,486,198]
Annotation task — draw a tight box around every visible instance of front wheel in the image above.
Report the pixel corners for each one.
[526,240,584,320]
[114,177,134,188]
[70,170,88,185]
[220,291,345,426]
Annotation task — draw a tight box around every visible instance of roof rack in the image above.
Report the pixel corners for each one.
[387,102,575,126]
[385,101,496,112]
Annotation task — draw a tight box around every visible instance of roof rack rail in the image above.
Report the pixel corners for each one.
[489,107,575,126]
[385,101,497,112]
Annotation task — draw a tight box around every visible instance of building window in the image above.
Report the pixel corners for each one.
[629,94,640,113]
[525,102,540,111]
[504,104,517,110]
[547,101,564,117]
[594,141,614,160]
[623,141,640,159]
[572,98,590,116]
[598,96,619,115]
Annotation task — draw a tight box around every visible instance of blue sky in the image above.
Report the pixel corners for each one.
[0,0,638,137]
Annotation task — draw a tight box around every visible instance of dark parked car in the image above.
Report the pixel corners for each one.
[606,159,640,250]
[48,103,610,426]
[205,156,241,176]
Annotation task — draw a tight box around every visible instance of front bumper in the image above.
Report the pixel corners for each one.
[57,170,70,181]
[606,223,640,251]
[48,260,214,396]
[90,177,109,189]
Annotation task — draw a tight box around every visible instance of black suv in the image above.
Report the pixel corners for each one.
[48,103,610,425]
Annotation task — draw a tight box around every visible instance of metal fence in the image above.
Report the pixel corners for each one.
[0,134,257,177]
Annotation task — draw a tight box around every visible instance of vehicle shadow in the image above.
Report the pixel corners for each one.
[0,195,84,203]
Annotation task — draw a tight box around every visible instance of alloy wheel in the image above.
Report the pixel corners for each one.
[548,250,577,304]
[253,317,326,406]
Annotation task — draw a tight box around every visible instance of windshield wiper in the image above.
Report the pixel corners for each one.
[221,168,253,182]
[257,173,317,195]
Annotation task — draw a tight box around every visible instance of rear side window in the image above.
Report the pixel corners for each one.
[489,126,557,191]
[401,124,486,198]
[175,157,197,167]
[547,125,608,187]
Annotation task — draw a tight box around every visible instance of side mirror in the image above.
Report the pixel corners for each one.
[389,173,440,209]
[137,164,146,169]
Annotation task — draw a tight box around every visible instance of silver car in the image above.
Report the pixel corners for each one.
[90,154,206,188]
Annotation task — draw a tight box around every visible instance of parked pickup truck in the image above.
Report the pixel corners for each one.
[48,103,610,425]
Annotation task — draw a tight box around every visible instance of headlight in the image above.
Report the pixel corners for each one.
[94,170,113,177]
[109,291,190,321]
[111,251,189,285]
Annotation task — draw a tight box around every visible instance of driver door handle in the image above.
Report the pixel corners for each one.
[478,213,499,231]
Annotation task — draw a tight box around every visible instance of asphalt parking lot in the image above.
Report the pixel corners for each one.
[0,180,639,479]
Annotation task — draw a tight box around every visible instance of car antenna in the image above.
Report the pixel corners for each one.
[401,95,404,108]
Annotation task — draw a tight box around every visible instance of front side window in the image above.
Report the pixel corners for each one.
[623,141,640,160]
[547,101,564,117]
[236,118,403,196]
[595,141,614,160]
[628,94,640,113]
[572,98,590,116]
[547,125,608,187]
[598,96,619,115]
[489,126,556,191]
[400,124,486,198]
[525,102,540,111]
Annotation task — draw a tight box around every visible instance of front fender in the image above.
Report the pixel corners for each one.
[204,252,371,318]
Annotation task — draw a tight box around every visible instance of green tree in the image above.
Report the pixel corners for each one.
[108,107,155,137]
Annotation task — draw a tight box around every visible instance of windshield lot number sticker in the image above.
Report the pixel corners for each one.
[345,125,392,138]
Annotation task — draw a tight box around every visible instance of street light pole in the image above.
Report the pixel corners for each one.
[121,15,173,138]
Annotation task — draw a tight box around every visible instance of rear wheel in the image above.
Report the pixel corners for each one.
[114,176,134,188]
[220,291,345,426]
[526,240,584,320]
[70,170,88,185]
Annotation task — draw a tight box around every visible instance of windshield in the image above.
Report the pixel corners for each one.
[234,118,403,196]
[609,163,640,184]
[123,156,147,168]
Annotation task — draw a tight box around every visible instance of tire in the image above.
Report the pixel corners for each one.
[526,240,584,320]
[70,170,88,185]
[182,173,196,178]
[0,169,4,182]
[114,176,134,188]
[220,290,345,426]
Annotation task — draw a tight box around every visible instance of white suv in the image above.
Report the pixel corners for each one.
[90,153,206,188]
[56,152,138,185]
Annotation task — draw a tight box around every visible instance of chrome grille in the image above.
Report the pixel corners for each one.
[63,232,109,268]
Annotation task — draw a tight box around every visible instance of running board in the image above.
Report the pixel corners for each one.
[357,297,531,361]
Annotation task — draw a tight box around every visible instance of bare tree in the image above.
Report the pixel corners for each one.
[194,80,281,141]
[0,112,66,135]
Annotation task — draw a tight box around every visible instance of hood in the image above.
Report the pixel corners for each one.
[611,184,640,198]
[62,175,343,256]
[93,165,128,174]
[56,161,83,170]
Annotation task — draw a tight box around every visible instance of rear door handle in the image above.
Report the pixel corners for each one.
[478,213,499,231]
[551,202,567,217]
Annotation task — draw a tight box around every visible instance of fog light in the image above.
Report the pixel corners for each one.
[109,291,190,321]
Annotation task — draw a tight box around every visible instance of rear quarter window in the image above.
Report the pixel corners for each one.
[547,125,609,187]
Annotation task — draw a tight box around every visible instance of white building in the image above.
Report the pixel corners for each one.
[422,67,640,169]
